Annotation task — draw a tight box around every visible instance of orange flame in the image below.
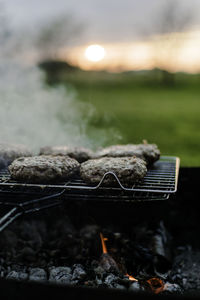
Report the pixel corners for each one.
[126,273,138,282]
[99,233,138,282]
[147,278,165,294]
[100,233,108,254]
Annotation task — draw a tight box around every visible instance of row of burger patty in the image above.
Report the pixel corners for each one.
[0,142,160,185]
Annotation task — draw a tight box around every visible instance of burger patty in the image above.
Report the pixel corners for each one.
[80,157,147,186]
[9,155,80,183]
[0,143,32,167]
[94,143,160,165]
[39,146,93,163]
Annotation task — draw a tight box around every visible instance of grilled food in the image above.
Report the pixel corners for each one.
[0,143,32,167]
[39,146,93,163]
[9,155,80,183]
[94,143,160,165]
[80,156,147,186]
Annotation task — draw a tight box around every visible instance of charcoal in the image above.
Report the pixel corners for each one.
[80,225,99,240]
[104,274,127,290]
[6,270,28,281]
[150,222,172,275]
[129,281,142,292]
[6,271,19,280]
[104,274,119,287]
[29,268,47,282]
[0,205,194,295]
[118,276,131,285]
[10,264,28,274]
[95,277,103,285]
[7,266,11,273]
[72,264,86,280]
[170,248,200,291]
[49,266,72,284]
[0,270,5,278]
[114,284,126,290]
[94,266,105,278]
[20,272,29,280]
[163,282,183,294]
[100,253,119,273]
[84,280,97,287]
[130,221,172,276]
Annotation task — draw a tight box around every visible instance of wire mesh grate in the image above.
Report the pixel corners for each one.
[0,156,179,194]
[0,156,179,232]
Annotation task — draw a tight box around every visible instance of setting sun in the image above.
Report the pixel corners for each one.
[85,44,105,62]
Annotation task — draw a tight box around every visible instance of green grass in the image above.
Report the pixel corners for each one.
[54,70,200,166]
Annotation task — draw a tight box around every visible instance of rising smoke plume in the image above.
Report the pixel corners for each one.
[0,62,121,152]
[0,6,120,152]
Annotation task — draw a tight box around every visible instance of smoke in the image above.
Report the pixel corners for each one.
[0,62,121,152]
[0,6,121,152]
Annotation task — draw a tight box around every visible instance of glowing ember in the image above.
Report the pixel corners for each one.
[147,277,165,294]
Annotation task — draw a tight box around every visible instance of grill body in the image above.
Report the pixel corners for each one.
[0,167,198,299]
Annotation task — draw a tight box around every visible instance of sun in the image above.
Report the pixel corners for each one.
[85,44,105,62]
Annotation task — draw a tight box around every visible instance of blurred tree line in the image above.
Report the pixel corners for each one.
[37,0,194,87]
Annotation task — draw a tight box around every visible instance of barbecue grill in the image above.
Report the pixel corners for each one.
[0,156,180,232]
[0,166,199,299]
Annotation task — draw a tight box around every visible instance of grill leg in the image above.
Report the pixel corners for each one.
[0,190,65,232]
[0,207,22,232]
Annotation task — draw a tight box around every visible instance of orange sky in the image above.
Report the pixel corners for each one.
[61,30,200,73]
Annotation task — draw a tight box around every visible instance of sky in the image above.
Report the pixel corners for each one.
[4,0,200,42]
[2,0,200,72]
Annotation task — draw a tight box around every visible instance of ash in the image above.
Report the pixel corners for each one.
[0,205,195,295]
[171,247,200,291]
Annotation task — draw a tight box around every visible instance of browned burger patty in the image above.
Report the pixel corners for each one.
[39,146,93,163]
[0,143,32,167]
[94,143,160,165]
[9,155,80,183]
[80,157,147,186]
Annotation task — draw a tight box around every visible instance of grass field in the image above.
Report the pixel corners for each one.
[54,70,200,166]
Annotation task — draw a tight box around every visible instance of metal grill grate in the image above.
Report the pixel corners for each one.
[0,156,179,232]
[0,156,179,194]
